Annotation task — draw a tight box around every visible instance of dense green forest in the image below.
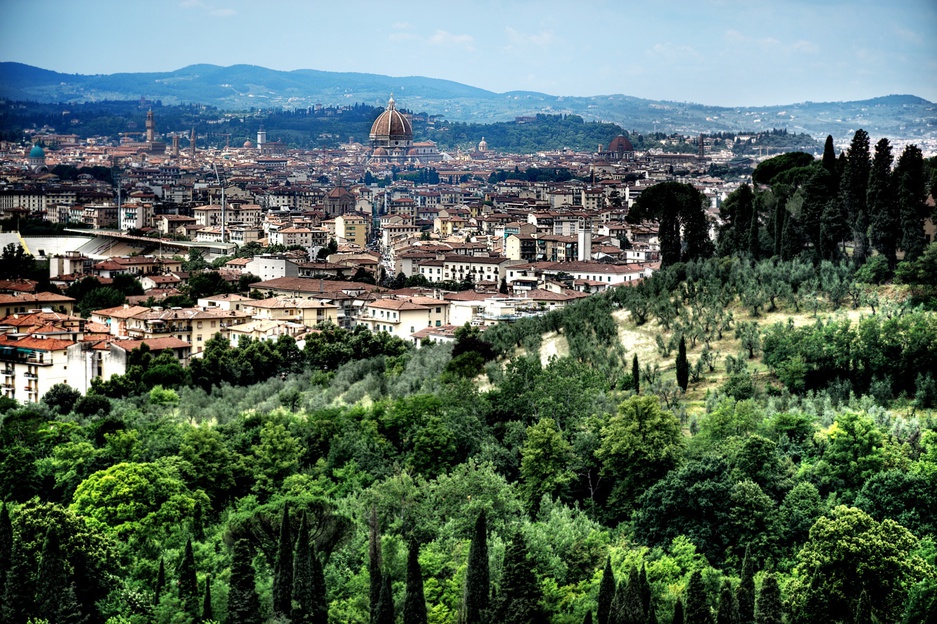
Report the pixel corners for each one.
[2,134,937,624]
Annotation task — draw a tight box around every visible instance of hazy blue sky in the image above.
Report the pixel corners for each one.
[2,0,935,106]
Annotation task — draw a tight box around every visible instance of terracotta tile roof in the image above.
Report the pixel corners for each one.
[0,335,74,351]
[109,337,192,352]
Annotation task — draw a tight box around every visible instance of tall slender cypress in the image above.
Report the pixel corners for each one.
[748,209,760,260]
[632,354,640,394]
[403,541,428,624]
[647,602,659,624]
[841,129,872,264]
[716,580,740,624]
[895,144,929,262]
[369,505,383,624]
[376,572,395,624]
[0,502,11,606]
[622,566,645,624]
[639,565,652,617]
[737,546,754,624]
[293,511,327,624]
[672,598,685,624]
[202,574,214,622]
[584,612,594,624]
[753,574,781,624]
[155,556,166,605]
[462,511,489,624]
[597,557,616,624]
[685,570,712,624]
[854,590,873,624]
[676,336,689,391]
[228,539,262,624]
[822,135,837,174]
[178,537,199,617]
[490,532,544,624]
[35,529,81,623]
[273,504,293,618]
[867,137,898,266]
[2,537,35,622]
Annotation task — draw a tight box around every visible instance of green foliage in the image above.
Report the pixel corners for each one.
[463,511,490,624]
[685,570,712,624]
[520,418,574,514]
[273,505,293,617]
[403,541,428,624]
[752,152,816,186]
[178,537,199,617]
[490,531,544,624]
[598,557,615,624]
[753,574,781,624]
[227,538,262,624]
[70,460,208,543]
[787,506,932,624]
[597,395,685,522]
[629,182,714,267]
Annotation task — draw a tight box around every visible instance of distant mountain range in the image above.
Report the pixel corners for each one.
[2,62,935,140]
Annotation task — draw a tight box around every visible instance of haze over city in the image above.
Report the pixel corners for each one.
[2,0,936,107]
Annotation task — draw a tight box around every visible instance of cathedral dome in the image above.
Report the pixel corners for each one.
[607,135,634,153]
[369,96,413,145]
[29,144,45,159]
[243,139,254,148]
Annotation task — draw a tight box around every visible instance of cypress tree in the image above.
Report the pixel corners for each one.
[0,502,10,605]
[584,612,594,624]
[780,212,802,261]
[737,546,754,624]
[178,537,199,617]
[228,539,262,624]
[632,354,640,394]
[35,529,81,623]
[2,537,35,622]
[155,556,166,604]
[672,598,685,624]
[753,574,781,624]
[895,144,929,262]
[273,504,293,618]
[202,574,214,622]
[293,511,327,624]
[676,336,689,391]
[376,572,394,624]
[867,137,898,266]
[369,505,383,624]
[854,590,872,624]
[610,580,626,624]
[597,557,616,624]
[748,209,760,260]
[773,198,786,258]
[622,566,645,624]
[462,511,489,624]
[647,603,659,624]
[685,570,712,624]
[403,541,428,624]
[841,129,872,264]
[639,565,652,618]
[490,532,544,624]
[822,135,837,174]
[716,580,740,624]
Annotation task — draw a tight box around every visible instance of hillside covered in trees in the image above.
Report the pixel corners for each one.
[1,134,937,624]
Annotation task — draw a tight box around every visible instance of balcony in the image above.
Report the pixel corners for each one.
[1,369,13,376]
[1,382,13,389]
[23,372,38,380]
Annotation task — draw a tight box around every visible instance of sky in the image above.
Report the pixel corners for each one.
[1,0,936,107]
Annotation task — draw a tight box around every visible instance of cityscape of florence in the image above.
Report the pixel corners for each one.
[0,1,936,623]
